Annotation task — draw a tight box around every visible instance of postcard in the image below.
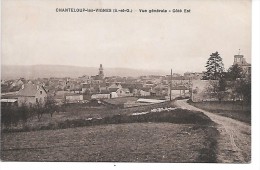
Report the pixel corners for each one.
[1,0,256,168]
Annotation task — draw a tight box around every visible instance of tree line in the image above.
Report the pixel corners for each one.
[1,96,58,129]
[202,51,251,104]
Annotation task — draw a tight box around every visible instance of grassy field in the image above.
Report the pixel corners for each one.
[2,108,213,133]
[1,101,174,132]
[1,100,219,162]
[188,101,251,124]
[1,123,218,162]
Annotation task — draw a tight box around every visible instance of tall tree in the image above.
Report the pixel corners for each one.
[203,51,225,80]
[226,64,244,81]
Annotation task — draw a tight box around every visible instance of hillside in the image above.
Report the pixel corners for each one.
[1,65,167,80]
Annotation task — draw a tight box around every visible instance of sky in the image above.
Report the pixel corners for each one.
[1,0,251,74]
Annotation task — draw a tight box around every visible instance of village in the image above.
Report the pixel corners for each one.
[1,0,257,165]
[1,53,251,109]
[1,52,252,163]
[1,64,196,108]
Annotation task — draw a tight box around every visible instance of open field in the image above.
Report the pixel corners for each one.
[1,100,174,132]
[188,101,251,124]
[103,97,138,105]
[2,107,213,133]
[1,103,219,162]
[1,123,218,162]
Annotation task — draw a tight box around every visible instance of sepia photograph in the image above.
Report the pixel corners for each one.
[0,0,259,168]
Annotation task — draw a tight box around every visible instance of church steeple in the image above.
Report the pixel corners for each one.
[98,64,104,79]
[233,49,243,65]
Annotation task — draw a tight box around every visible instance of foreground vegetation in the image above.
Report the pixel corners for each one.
[1,123,218,162]
[188,100,251,124]
[2,106,213,133]
[1,98,220,162]
[1,101,173,132]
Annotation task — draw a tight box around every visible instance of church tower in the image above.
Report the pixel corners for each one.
[98,64,104,79]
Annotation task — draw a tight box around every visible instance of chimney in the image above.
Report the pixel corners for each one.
[21,84,24,89]
[36,85,39,90]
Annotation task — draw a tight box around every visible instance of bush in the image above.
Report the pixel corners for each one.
[2,107,214,133]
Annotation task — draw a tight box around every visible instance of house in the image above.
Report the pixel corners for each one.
[121,83,143,93]
[233,54,251,75]
[9,78,26,92]
[17,83,47,107]
[108,83,122,92]
[183,72,204,80]
[168,85,189,99]
[82,83,91,93]
[54,91,67,102]
[153,84,168,96]
[91,93,111,99]
[110,92,118,98]
[65,93,83,103]
[1,99,18,108]
[133,88,151,97]
[116,88,132,97]
[69,83,82,94]
[11,78,25,88]
[139,89,151,96]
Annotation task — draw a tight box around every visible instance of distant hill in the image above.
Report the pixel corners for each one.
[1,65,168,80]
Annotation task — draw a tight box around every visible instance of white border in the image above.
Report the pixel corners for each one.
[1,0,260,170]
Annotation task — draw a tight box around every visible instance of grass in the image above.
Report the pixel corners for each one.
[1,101,174,132]
[1,100,219,162]
[2,108,214,133]
[103,97,138,105]
[188,101,251,124]
[1,123,218,162]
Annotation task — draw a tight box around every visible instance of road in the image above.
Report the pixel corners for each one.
[174,99,251,163]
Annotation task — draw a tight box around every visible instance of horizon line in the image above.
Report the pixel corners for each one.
[1,64,206,74]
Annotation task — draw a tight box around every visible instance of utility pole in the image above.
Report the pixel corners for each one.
[170,69,172,101]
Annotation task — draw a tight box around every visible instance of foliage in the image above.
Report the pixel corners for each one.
[45,96,57,117]
[1,106,19,128]
[35,100,44,120]
[226,64,244,81]
[18,102,30,124]
[203,51,225,80]
[1,95,59,129]
[1,102,34,128]
[234,78,251,104]
[205,79,227,103]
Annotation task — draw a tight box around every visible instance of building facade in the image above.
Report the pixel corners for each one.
[17,83,47,107]
[233,54,251,75]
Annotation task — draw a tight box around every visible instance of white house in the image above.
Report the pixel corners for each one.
[116,88,132,97]
[65,94,83,103]
[91,93,110,99]
[17,83,47,107]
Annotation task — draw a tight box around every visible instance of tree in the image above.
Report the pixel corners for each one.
[203,51,225,80]
[205,79,227,103]
[226,64,244,81]
[35,100,44,120]
[44,96,57,117]
[1,105,19,129]
[234,78,251,105]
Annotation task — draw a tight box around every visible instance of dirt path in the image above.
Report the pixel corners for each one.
[174,99,251,163]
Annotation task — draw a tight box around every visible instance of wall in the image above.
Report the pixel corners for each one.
[91,94,110,99]
[191,80,216,102]
[35,87,47,105]
[65,95,83,102]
